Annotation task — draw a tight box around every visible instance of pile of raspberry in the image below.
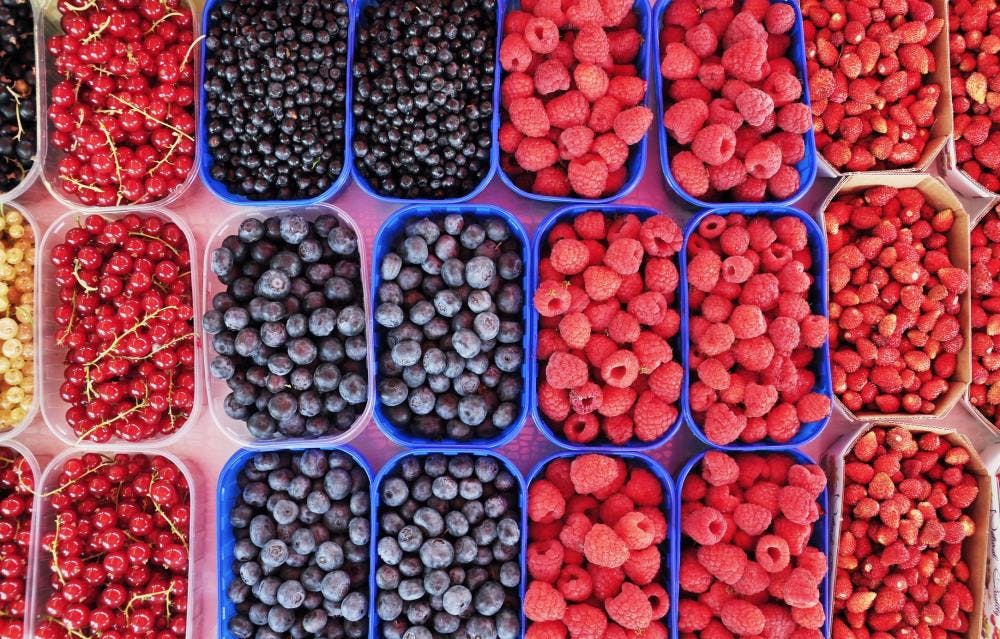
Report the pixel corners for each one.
[968,204,1000,423]
[534,211,683,446]
[803,0,945,171]
[687,213,831,446]
[659,0,811,202]
[525,454,670,639]
[679,451,828,639]
[827,186,968,415]
[498,0,654,198]
[833,426,979,639]
[950,0,1000,194]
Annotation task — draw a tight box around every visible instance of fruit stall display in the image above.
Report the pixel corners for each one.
[0,0,999,637]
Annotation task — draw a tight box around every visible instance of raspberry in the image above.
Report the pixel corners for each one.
[648,360,682,402]
[535,167,572,197]
[734,502,772,536]
[526,581,568,622]
[591,134,629,172]
[546,352,590,389]
[565,604,608,639]
[633,391,676,441]
[500,33,534,72]
[745,140,782,179]
[722,39,768,82]
[697,542,747,585]
[517,137,560,171]
[535,59,573,95]
[739,273,779,307]
[599,0,632,27]
[525,17,560,53]
[614,511,655,550]
[622,544,660,585]
[698,357,730,390]
[557,312,591,350]
[613,106,653,145]
[755,534,790,572]
[564,413,601,443]
[686,22,719,57]
[574,24,610,64]
[570,454,621,495]
[770,131,804,165]
[672,150,710,198]
[692,124,737,166]
[584,265,624,301]
[734,88,774,127]
[568,155,610,198]
[745,383,779,418]
[589,96,623,133]
[570,382,603,414]
[688,250,722,292]
[499,122,525,154]
[606,76,646,107]
[763,72,802,107]
[551,239,591,275]
[566,0,604,28]
[626,291,667,326]
[698,323,735,357]
[776,103,811,134]
[574,63,610,101]
[608,29,642,63]
[539,382,572,421]
[779,485,816,525]
[710,158,748,192]
[528,621,568,639]
[764,3,794,34]
[663,98,709,145]
[529,479,567,523]
[721,600,766,635]
[683,506,728,545]
[607,583,653,631]
[548,91,592,129]
[583,523,629,568]
[535,280,572,317]
[597,386,635,417]
[528,539,566,582]
[703,450,739,486]
[590,565,626,603]
[571,211,605,240]
[660,42,701,79]
[502,71,536,104]
[623,467,663,506]
[724,11,767,46]
[729,304,766,339]
[704,402,746,444]
[795,392,831,423]
[557,565,594,602]
[510,97,551,137]
[607,310,640,343]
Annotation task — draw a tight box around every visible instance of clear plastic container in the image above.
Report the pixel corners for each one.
[202,204,374,449]
[0,441,40,639]
[0,202,40,443]
[37,207,203,448]
[0,0,44,204]
[26,448,196,639]
[35,0,202,209]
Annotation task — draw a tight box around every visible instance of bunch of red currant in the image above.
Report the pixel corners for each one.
[0,448,32,639]
[34,453,191,639]
[51,213,196,443]
[47,0,197,206]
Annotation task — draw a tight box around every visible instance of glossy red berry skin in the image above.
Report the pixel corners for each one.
[0,449,33,638]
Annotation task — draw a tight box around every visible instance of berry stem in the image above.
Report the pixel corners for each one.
[148,469,188,550]
[71,259,97,293]
[178,34,205,70]
[81,16,112,44]
[109,95,193,141]
[74,396,150,444]
[42,457,113,497]
[84,305,178,367]
[4,87,23,143]
[123,584,175,622]
[128,229,180,255]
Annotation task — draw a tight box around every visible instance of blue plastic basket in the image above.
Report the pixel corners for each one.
[349,0,503,204]
[197,0,355,206]
[370,205,532,448]
[370,449,526,639]
[496,0,652,204]
[530,205,684,450]
[216,445,374,639]
[526,450,678,639]
[652,0,817,208]
[675,449,832,639]
[679,207,833,449]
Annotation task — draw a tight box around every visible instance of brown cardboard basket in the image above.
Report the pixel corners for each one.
[815,0,953,178]
[824,423,990,639]
[820,173,972,422]
[982,443,1000,639]
[942,139,1000,202]
[965,202,1000,436]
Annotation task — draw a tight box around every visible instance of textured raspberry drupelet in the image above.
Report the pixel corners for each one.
[546,352,590,389]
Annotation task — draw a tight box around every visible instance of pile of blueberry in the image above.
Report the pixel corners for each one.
[352,0,497,199]
[0,0,35,194]
[225,450,370,639]
[375,213,525,442]
[203,0,349,201]
[375,453,521,639]
[204,214,369,441]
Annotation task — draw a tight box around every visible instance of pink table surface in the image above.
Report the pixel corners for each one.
[8,106,1000,636]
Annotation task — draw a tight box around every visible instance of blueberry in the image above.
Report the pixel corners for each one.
[309,307,338,336]
[452,329,481,359]
[287,337,318,365]
[409,300,436,325]
[418,538,455,569]
[210,355,236,380]
[498,252,523,280]
[379,378,409,407]
[464,256,495,289]
[473,312,499,341]
[442,585,471,615]
[378,591,404,620]
[460,224,485,250]
[467,290,492,313]
[402,364,427,388]
[402,236,429,265]
[328,226,358,256]
[321,570,351,601]
[272,499,299,525]
[315,541,344,571]
[391,340,422,367]
[339,372,368,404]
[381,478,409,508]
[337,306,366,337]
[211,248,235,278]
[376,303,405,328]
[474,582,505,616]
[432,289,462,317]
[279,216,310,245]
[493,346,523,373]
[382,253,403,280]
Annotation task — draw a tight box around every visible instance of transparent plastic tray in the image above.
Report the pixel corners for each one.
[0,441,39,638]
[0,0,44,204]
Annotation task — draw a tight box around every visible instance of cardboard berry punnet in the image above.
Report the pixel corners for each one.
[825,423,991,639]
[821,173,972,422]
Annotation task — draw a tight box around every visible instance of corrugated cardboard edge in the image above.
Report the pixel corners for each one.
[815,0,953,179]
[980,443,1000,639]
[941,139,1000,202]
[820,173,972,421]
[962,201,1000,436]
[824,423,989,639]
